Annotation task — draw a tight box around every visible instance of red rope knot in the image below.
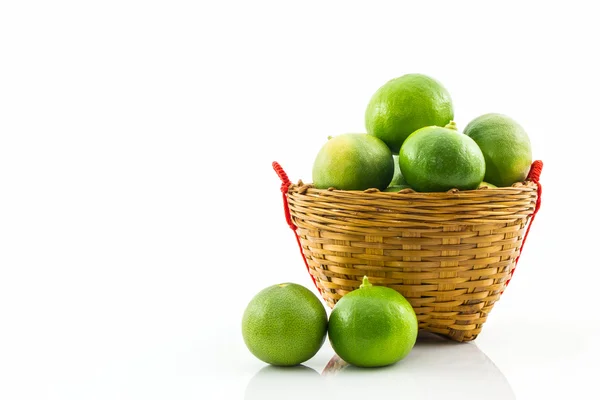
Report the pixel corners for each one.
[272,161,291,193]
[527,160,543,183]
[272,161,296,230]
[527,160,543,214]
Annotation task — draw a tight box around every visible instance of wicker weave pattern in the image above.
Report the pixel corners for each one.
[286,182,538,342]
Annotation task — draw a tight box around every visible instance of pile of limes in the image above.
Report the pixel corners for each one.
[313,73,533,192]
[242,277,417,368]
[242,73,535,369]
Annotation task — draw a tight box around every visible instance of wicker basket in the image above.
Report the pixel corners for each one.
[273,160,543,342]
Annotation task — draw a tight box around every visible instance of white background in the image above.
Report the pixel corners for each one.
[1,1,598,399]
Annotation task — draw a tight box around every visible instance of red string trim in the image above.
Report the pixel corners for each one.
[504,160,543,289]
[272,162,321,293]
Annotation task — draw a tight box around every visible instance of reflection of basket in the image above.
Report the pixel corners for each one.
[273,161,542,342]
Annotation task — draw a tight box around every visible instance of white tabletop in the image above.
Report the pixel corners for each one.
[2,1,599,399]
[2,278,597,399]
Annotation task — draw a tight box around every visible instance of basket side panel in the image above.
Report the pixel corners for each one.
[287,188,536,342]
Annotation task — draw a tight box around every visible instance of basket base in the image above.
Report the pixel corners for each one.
[316,280,497,342]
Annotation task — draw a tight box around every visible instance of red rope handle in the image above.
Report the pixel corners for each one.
[505,160,543,288]
[272,162,321,293]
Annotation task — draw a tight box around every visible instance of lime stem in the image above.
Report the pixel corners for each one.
[444,121,457,130]
[359,276,372,289]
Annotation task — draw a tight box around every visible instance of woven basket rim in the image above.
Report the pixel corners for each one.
[285,180,538,227]
[287,180,537,198]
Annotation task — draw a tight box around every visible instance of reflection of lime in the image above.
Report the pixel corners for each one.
[365,73,454,153]
[242,283,327,366]
[321,331,516,399]
[327,276,418,367]
[245,365,322,400]
[464,113,532,187]
[399,122,485,192]
[312,134,394,191]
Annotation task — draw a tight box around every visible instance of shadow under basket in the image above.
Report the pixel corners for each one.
[273,161,543,342]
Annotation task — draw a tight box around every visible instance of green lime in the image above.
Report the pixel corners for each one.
[398,122,485,192]
[389,155,409,187]
[365,73,454,153]
[384,185,411,192]
[478,181,498,189]
[328,276,418,368]
[312,133,394,190]
[464,113,532,187]
[242,283,328,366]
[384,155,411,191]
